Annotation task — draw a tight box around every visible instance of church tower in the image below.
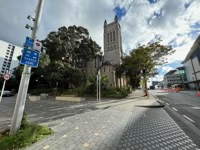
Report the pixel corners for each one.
[103,15,123,65]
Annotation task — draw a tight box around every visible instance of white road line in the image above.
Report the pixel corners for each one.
[172,107,178,111]
[183,115,195,123]
[166,103,169,105]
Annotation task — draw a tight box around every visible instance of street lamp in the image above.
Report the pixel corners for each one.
[95,52,103,103]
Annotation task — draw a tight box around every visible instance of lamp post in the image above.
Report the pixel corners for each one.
[95,52,102,103]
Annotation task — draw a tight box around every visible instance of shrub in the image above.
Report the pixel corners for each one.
[0,113,53,150]
[28,88,52,95]
[102,88,129,99]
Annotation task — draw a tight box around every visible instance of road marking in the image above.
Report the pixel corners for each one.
[183,115,195,123]
[172,107,178,111]
[166,103,169,105]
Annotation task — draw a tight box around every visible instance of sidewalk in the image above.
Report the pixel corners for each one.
[25,90,199,150]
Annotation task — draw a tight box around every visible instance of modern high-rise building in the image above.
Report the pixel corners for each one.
[0,40,22,76]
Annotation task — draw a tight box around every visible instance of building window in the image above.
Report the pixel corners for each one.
[104,67,106,72]
[113,31,115,41]
[114,45,116,49]
[110,32,112,42]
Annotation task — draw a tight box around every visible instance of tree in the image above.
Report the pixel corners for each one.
[13,53,50,89]
[122,39,174,88]
[42,25,101,67]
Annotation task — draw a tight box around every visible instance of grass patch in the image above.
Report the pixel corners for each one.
[0,113,53,150]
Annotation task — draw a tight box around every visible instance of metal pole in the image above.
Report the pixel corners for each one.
[10,0,45,135]
[0,80,6,102]
[97,73,98,103]
[98,70,101,102]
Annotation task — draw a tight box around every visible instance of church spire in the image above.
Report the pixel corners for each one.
[114,15,118,22]
[104,20,107,27]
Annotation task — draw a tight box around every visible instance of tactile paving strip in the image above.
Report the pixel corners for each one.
[117,107,198,150]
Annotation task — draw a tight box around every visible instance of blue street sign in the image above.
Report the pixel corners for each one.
[24,37,34,48]
[20,48,40,67]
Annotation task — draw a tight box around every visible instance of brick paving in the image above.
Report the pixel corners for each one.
[0,90,199,149]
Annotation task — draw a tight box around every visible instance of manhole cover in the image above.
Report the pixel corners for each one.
[191,107,200,109]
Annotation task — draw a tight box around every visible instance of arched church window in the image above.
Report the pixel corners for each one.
[113,31,115,41]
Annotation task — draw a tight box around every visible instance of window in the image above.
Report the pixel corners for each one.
[110,32,112,42]
[113,31,115,41]
[104,67,106,72]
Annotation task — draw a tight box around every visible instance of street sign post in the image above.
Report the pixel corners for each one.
[20,48,40,68]
[3,73,10,80]
[10,0,45,135]
[0,73,10,102]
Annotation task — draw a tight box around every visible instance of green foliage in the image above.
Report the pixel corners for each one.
[102,88,129,99]
[43,25,101,67]
[28,88,52,95]
[0,113,53,150]
[121,39,174,88]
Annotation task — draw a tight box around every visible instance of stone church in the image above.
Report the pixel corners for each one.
[85,15,127,88]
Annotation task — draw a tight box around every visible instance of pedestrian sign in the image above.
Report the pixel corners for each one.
[20,48,40,67]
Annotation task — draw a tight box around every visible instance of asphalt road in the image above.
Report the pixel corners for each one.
[149,90,200,147]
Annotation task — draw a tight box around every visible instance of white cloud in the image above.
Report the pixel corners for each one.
[152,74,164,81]
[161,66,173,73]
[0,0,200,67]
[118,0,200,64]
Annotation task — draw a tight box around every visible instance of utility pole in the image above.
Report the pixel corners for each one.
[10,0,45,135]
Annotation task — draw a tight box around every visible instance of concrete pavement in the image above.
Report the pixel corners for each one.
[22,90,199,150]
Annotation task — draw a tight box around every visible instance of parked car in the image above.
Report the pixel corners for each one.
[0,90,14,97]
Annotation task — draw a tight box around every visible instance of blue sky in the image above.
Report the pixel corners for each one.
[0,0,200,81]
[114,0,200,80]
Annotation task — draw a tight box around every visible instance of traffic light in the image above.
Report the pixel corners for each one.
[142,69,146,75]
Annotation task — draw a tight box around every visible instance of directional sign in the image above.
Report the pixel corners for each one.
[3,73,10,80]
[20,48,40,67]
[24,37,34,48]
